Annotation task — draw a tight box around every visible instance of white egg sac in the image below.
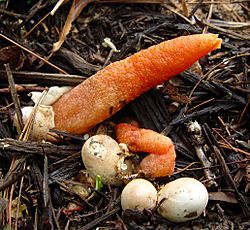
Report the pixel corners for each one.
[81,135,127,186]
[157,177,208,223]
[121,178,157,211]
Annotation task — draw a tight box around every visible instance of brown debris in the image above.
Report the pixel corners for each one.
[0,1,250,229]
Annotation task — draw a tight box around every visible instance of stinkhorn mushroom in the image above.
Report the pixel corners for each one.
[115,123,176,178]
[52,34,222,135]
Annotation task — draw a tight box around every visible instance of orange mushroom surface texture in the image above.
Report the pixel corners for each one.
[53,34,222,134]
[139,148,176,178]
[115,123,176,178]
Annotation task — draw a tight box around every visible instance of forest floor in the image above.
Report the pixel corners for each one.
[0,1,250,229]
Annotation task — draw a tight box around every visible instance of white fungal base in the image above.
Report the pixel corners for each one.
[81,135,133,186]
[157,177,209,223]
[15,105,55,141]
[121,178,157,211]
[30,86,72,106]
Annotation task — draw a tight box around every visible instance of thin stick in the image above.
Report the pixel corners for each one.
[204,53,250,79]
[0,70,85,86]
[202,20,250,40]
[187,98,215,113]
[213,128,237,152]
[78,207,120,230]
[5,64,24,131]
[162,4,195,25]
[174,161,200,174]
[237,98,250,126]
[23,12,51,38]
[8,184,15,229]
[203,124,250,217]
[14,164,27,230]
[188,121,217,187]
[0,168,29,192]
[43,155,49,207]
[94,0,167,2]
[0,33,68,74]
[0,8,25,19]
[203,0,214,34]
[187,0,250,4]
[18,91,47,141]
[183,76,203,114]
[188,0,204,18]
[181,0,189,17]
[0,103,14,112]
[218,142,250,156]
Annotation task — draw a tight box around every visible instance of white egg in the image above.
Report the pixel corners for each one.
[121,178,157,211]
[157,177,208,223]
[81,135,132,186]
[30,86,72,106]
[15,105,54,141]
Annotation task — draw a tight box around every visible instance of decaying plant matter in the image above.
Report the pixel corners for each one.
[0,1,249,229]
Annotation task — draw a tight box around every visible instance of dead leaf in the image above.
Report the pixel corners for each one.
[163,81,191,104]
[53,0,91,52]
[52,0,168,52]
[11,197,28,219]
[62,202,84,215]
[209,192,238,204]
[0,46,24,70]
[188,61,203,76]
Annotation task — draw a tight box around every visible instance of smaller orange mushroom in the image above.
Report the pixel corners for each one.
[115,123,176,178]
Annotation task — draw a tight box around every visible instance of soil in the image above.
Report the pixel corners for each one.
[0,1,249,229]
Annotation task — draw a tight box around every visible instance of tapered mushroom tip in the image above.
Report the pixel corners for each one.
[193,33,222,52]
[216,38,222,49]
[214,37,222,50]
[209,33,222,50]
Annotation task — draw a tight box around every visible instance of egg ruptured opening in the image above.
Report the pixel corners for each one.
[120,162,128,171]
[88,140,107,159]
[15,105,55,141]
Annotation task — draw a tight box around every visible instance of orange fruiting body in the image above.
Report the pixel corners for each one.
[115,123,174,155]
[115,123,176,178]
[53,34,222,134]
[140,146,176,178]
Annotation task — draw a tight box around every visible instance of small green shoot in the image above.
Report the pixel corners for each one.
[87,175,103,201]
[95,175,103,191]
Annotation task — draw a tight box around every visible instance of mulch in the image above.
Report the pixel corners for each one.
[0,1,249,229]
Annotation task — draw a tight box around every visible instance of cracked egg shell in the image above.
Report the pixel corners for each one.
[81,135,124,186]
[15,105,54,141]
[157,177,208,223]
[121,178,157,211]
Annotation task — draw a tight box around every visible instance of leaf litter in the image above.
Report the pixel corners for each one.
[0,1,250,229]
